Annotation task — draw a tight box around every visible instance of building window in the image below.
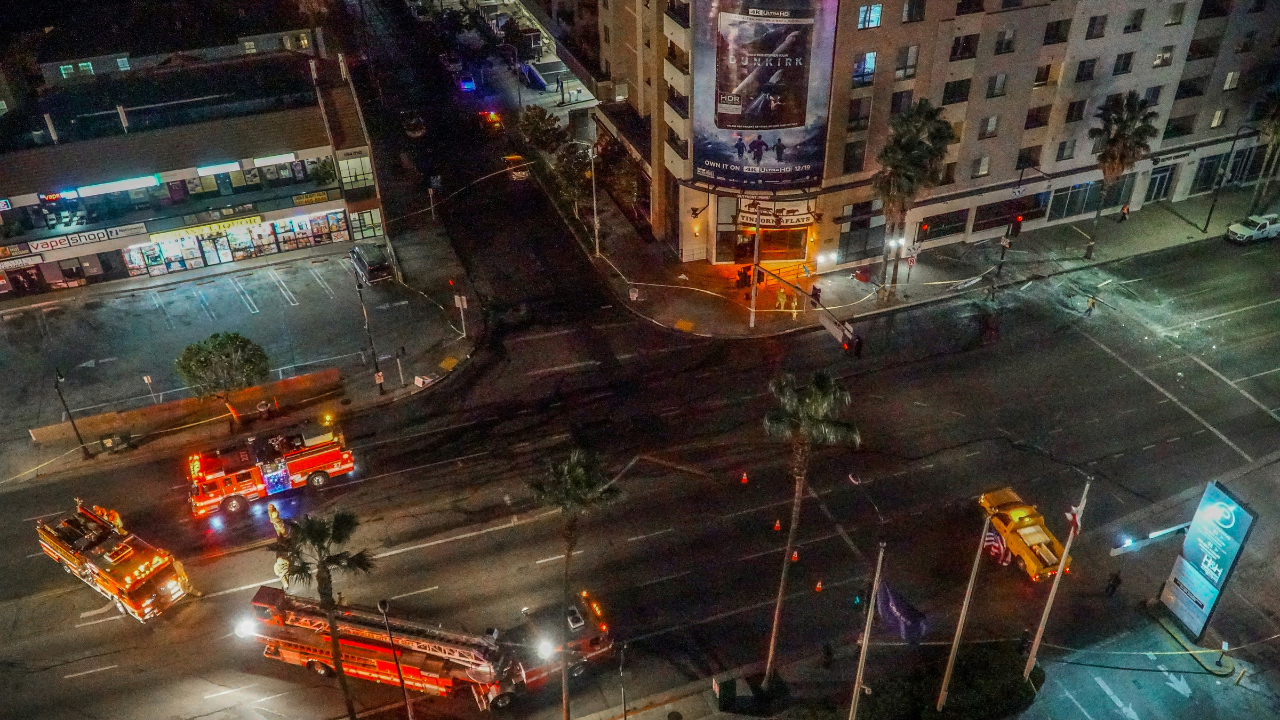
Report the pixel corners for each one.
[245,41,259,53]
[844,141,868,173]
[987,73,1008,98]
[971,155,991,178]
[848,97,872,131]
[1166,3,1185,25]
[1048,175,1135,219]
[951,34,980,61]
[59,65,74,78]
[890,90,914,114]
[1176,76,1208,99]
[1057,138,1077,161]
[116,57,130,71]
[1144,86,1162,105]
[1034,64,1052,87]
[940,162,958,185]
[1065,100,1086,122]
[1017,145,1042,170]
[1085,15,1107,39]
[950,121,965,144]
[1187,36,1222,60]
[339,156,375,190]
[77,62,94,74]
[1210,109,1227,128]
[895,45,919,79]
[942,79,972,105]
[956,0,984,15]
[1249,0,1267,11]
[902,0,925,23]
[1075,59,1097,82]
[1224,71,1239,90]
[1044,19,1071,45]
[1001,0,1022,7]
[1237,32,1256,53]
[921,208,971,239]
[298,33,310,49]
[1153,46,1174,68]
[858,4,882,29]
[1123,9,1145,33]
[994,29,1015,55]
[603,26,610,43]
[852,52,877,87]
[0,100,7,116]
[978,115,999,139]
[1025,104,1052,128]
[1114,52,1134,75]
[1164,114,1196,139]
[350,209,384,241]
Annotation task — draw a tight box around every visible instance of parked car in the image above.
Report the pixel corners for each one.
[458,74,476,92]
[505,154,530,181]
[478,110,503,135]
[1225,214,1280,244]
[439,52,463,73]
[400,111,426,139]
[350,243,393,284]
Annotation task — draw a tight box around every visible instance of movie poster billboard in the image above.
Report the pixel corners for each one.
[691,0,838,191]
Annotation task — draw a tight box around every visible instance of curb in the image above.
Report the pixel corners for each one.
[1143,599,1236,677]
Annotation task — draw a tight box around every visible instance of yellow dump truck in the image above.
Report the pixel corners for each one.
[979,487,1070,582]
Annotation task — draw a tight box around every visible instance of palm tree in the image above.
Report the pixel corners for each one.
[761,372,860,689]
[528,449,620,720]
[1249,87,1280,215]
[871,100,954,298]
[1085,91,1159,259]
[269,511,375,720]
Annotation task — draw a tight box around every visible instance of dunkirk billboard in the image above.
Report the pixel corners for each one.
[691,0,838,191]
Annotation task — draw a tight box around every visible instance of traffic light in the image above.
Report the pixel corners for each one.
[918,222,929,240]
[1010,215,1023,238]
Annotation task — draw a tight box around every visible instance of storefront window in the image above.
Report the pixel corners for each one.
[339,157,375,190]
[350,209,383,240]
[1047,174,1134,220]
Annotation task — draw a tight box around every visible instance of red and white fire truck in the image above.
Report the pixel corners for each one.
[237,586,614,709]
[188,422,355,516]
[37,500,191,622]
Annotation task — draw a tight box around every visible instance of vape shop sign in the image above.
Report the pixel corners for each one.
[1160,482,1255,640]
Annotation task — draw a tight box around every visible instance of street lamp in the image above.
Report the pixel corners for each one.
[377,599,415,720]
[1202,124,1257,234]
[571,140,601,257]
[355,281,385,395]
[54,370,93,460]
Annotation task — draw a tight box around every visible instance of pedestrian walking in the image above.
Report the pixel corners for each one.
[1105,571,1122,597]
[1085,296,1096,317]
[1019,628,1032,655]
[775,288,786,310]
[822,642,835,669]
[852,333,864,359]
[1119,204,1130,222]
[790,293,799,320]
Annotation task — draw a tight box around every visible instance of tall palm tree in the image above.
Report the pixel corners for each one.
[761,372,860,689]
[1085,91,1159,259]
[1249,87,1280,215]
[871,100,954,298]
[528,449,620,720]
[269,510,375,720]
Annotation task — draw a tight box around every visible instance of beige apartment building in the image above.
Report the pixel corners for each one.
[589,0,1279,270]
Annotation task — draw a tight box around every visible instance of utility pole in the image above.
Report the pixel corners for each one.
[749,201,762,328]
[356,281,385,395]
[54,370,93,460]
[590,148,601,257]
[937,516,991,711]
[1203,124,1255,233]
[376,600,416,720]
[1024,481,1091,680]
[848,543,886,720]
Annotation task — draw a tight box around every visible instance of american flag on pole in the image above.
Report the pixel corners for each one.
[1065,505,1082,536]
[983,527,1012,566]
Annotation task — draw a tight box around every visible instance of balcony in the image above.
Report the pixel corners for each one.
[665,43,690,75]
[666,128,689,163]
[1198,0,1229,19]
[1186,37,1221,61]
[1175,76,1208,100]
[665,0,690,29]
[1163,115,1196,139]
[666,87,689,119]
[956,0,984,15]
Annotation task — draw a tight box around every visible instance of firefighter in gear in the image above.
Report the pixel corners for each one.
[269,503,292,592]
[93,505,125,532]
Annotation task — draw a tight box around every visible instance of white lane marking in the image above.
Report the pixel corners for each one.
[309,266,336,298]
[268,268,299,306]
[1058,682,1098,720]
[528,360,601,376]
[350,417,501,451]
[195,289,217,321]
[1093,677,1140,720]
[203,579,281,599]
[253,691,293,705]
[64,664,117,679]
[637,570,691,587]
[1083,332,1252,462]
[22,511,64,521]
[1235,365,1280,382]
[26,551,45,558]
[150,291,175,329]
[374,509,559,559]
[1186,354,1280,424]
[75,615,124,628]
[510,328,575,344]
[80,600,117,618]
[390,586,440,600]
[205,683,257,699]
[535,551,583,564]
[1158,297,1280,332]
[335,451,491,488]
[230,276,260,314]
[963,450,981,457]
[627,528,674,542]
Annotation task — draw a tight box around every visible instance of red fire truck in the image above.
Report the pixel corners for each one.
[189,422,355,516]
[37,500,191,622]
[237,586,613,709]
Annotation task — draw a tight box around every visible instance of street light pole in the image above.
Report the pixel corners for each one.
[1202,124,1256,234]
[590,148,600,257]
[848,543,886,720]
[54,370,93,460]
[1023,481,1091,680]
[377,600,415,720]
[356,281,385,395]
[937,515,991,711]
[749,202,762,329]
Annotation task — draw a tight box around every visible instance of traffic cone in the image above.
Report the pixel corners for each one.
[791,550,799,562]
[774,519,781,531]
[741,472,749,484]
[815,580,823,592]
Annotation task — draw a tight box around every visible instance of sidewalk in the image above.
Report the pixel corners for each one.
[585,185,1264,339]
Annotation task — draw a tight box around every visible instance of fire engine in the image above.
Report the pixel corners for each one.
[189,422,355,516]
[237,586,613,709]
[36,499,191,622]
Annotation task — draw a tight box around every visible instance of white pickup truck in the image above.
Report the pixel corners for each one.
[1226,214,1280,244]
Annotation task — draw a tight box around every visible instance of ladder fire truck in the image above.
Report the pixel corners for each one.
[36,500,191,622]
[189,421,355,516]
[238,586,614,709]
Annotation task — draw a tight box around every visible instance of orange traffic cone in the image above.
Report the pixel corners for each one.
[791,550,799,562]
[815,580,824,592]
[741,472,749,484]
[774,519,781,531]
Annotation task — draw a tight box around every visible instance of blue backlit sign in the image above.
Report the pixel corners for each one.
[1161,482,1254,640]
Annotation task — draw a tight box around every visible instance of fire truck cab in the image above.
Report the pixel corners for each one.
[502,591,614,699]
[189,422,354,516]
[36,500,190,622]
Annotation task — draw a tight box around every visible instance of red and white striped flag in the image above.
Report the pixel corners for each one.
[1065,506,1082,536]
[983,528,1012,566]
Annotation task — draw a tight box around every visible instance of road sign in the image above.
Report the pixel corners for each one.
[142,375,151,384]
[374,372,385,385]
[1160,481,1255,639]
[818,311,853,344]
[907,256,916,267]
[453,294,468,309]
[1010,186,1026,198]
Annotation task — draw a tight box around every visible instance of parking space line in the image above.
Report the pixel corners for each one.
[1236,365,1280,383]
[309,267,336,298]
[150,291,175,329]
[1158,297,1280,332]
[390,586,439,600]
[194,289,216,321]
[229,277,259,314]
[63,664,117,679]
[268,268,299,306]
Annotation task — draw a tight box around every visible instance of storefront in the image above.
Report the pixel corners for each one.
[714,197,815,264]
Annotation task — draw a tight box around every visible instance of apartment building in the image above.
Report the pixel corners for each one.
[592,0,1279,269]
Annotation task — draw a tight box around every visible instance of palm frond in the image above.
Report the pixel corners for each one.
[326,549,375,575]
[530,449,618,515]
[765,372,859,448]
[284,558,315,588]
[329,510,360,545]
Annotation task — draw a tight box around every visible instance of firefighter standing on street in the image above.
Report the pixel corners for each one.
[269,504,292,591]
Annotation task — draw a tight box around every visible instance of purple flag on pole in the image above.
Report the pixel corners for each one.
[877,582,927,645]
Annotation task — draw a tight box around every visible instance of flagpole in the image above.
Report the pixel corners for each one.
[936,515,991,711]
[848,543,886,720]
[1023,481,1091,680]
